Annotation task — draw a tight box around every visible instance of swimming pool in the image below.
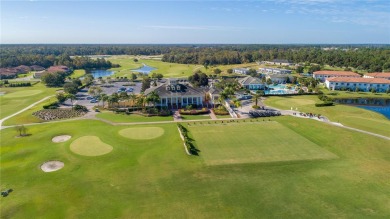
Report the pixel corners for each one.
[265,84,296,95]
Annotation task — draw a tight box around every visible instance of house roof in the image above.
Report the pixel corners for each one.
[314,71,360,77]
[208,87,222,95]
[144,83,204,97]
[47,65,70,73]
[238,76,263,85]
[269,74,288,78]
[326,77,390,84]
[364,72,390,78]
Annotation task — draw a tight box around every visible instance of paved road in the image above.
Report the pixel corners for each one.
[0,95,54,129]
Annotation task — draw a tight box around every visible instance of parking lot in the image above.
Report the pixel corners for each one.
[64,82,142,108]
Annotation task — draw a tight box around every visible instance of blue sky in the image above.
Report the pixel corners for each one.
[1,0,389,44]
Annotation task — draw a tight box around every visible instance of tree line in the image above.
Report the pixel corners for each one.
[162,47,390,72]
[1,44,390,72]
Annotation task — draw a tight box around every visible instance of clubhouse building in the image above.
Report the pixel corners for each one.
[325,77,390,92]
[144,78,205,108]
[313,71,360,82]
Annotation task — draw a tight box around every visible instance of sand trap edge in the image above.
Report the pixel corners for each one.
[52,135,72,143]
[40,161,64,172]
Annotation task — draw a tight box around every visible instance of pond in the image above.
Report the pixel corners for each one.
[131,63,156,74]
[88,69,114,78]
[357,105,390,119]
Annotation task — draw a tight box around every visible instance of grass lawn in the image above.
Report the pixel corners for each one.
[68,69,86,78]
[95,111,173,123]
[1,117,390,218]
[180,114,211,120]
[215,114,232,119]
[107,55,261,78]
[119,127,165,140]
[187,121,337,165]
[264,95,390,137]
[319,87,390,99]
[0,82,58,119]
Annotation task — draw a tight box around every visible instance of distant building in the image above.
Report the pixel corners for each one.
[363,72,390,80]
[259,67,292,74]
[33,71,47,79]
[325,77,390,92]
[313,71,360,82]
[47,65,71,73]
[264,59,293,66]
[30,65,45,71]
[238,76,265,90]
[233,68,249,74]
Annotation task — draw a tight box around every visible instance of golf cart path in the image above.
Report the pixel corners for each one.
[0,95,54,129]
[2,101,389,141]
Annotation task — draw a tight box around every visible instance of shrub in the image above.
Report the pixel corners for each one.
[252,105,260,109]
[179,108,209,115]
[73,104,88,112]
[43,101,59,109]
[315,102,334,107]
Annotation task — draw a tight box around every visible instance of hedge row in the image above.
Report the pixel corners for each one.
[315,102,334,107]
[179,108,209,115]
[33,109,87,120]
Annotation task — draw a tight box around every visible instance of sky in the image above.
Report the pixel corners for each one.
[1,0,390,44]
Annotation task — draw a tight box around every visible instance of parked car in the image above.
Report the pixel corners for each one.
[86,96,93,100]
[126,88,133,92]
[90,99,98,103]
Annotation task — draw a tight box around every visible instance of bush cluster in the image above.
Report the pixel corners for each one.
[213,106,229,115]
[177,124,199,155]
[33,109,87,120]
[43,101,59,109]
[179,108,209,115]
[8,82,32,87]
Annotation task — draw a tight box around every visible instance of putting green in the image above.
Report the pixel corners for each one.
[119,127,164,140]
[3,90,43,98]
[70,136,113,156]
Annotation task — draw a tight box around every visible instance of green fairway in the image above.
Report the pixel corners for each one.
[0,82,58,119]
[2,89,43,98]
[264,95,390,137]
[68,69,86,78]
[188,121,337,165]
[96,111,173,123]
[180,114,211,120]
[70,136,113,156]
[1,118,390,218]
[119,127,164,140]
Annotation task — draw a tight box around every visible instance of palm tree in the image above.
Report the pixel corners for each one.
[232,98,242,109]
[99,93,108,108]
[136,93,147,110]
[146,91,160,109]
[129,93,137,110]
[252,90,264,106]
[108,93,119,108]
[118,92,129,107]
[66,93,76,106]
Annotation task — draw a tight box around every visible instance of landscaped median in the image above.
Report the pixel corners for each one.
[177,123,199,155]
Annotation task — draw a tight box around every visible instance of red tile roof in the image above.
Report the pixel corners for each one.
[314,71,360,77]
[364,72,390,78]
[47,65,70,73]
[326,77,390,84]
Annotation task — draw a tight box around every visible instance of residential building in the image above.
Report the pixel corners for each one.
[238,76,265,90]
[33,71,47,79]
[313,71,360,82]
[363,72,390,80]
[47,65,71,73]
[144,78,205,108]
[325,77,390,92]
[266,74,288,84]
[233,68,249,74]
[207,87,223,105]
[259,67,292,74]
[264,59,293,66]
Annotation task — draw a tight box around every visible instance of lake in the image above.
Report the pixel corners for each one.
[358,105,390,119]
[88,69,114,78]
[131,63,156,74]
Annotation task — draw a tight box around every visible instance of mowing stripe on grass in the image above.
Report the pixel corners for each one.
[188,121,338,165]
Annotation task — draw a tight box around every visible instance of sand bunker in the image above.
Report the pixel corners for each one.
[40,161,64,172]
[52,135,72,143]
